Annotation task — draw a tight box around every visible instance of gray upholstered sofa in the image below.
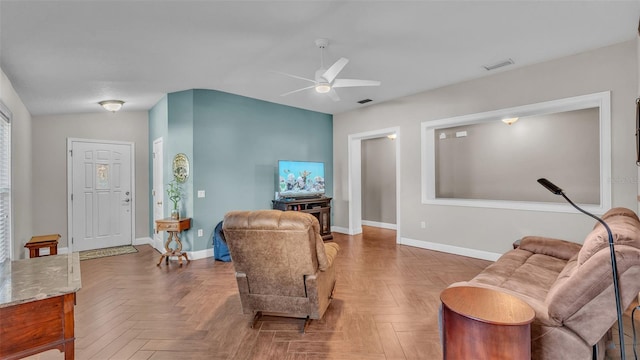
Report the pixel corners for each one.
[447,207,640,359]
[222,210,339,331]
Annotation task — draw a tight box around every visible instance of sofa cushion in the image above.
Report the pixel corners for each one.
[470,249,567,301]
[577,207,640,265]
[519,236,581,261]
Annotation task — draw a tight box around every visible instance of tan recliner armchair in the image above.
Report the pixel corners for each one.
[222,210,340,331]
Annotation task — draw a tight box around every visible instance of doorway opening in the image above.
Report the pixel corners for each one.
[348,127,400,243]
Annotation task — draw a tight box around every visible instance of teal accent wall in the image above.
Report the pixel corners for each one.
[149,89,333,252]
[166,90,195,247]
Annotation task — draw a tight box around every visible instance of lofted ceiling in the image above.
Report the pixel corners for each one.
[1,1,639,116]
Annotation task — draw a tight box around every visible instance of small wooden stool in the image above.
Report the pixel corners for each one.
[25,234,60,258]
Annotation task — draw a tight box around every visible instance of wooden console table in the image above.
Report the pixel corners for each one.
[272,197,332,240]
[156,217,191,266]
[440,286,535,360]
[0,253,82,360]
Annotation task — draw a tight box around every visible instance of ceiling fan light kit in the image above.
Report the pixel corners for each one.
[279,39,381,101]
[315,83,331,93]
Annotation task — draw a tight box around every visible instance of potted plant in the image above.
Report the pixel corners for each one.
[167,179,181,219]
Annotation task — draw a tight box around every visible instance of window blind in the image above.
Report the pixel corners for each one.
[0,102,11,264]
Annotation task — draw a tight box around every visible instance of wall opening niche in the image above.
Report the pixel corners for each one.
[421,92,611,214]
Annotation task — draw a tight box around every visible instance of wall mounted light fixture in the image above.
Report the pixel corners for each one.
[98,100,125,112]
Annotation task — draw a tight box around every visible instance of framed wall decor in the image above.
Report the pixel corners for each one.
[173,153,190,183]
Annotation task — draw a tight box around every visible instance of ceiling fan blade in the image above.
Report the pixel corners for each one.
[332,79,381,88]
[321,57,349,83]
[272,71,316,84]
[280,85,315,97]
[327,89,340,102]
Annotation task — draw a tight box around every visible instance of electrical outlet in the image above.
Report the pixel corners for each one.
[197,229,203,237]
[197,190,205,198]
[420,221,426,229]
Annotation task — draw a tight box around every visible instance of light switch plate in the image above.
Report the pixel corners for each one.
[197,229,203,237]
[197,190,205,198]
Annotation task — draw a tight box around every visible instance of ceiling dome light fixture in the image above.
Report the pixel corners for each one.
[99,100,125,112]
[315,83,331,94]
[502,117,519,125]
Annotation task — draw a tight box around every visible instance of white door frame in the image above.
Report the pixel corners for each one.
[152,137,164,252]
[347,127,401,243]
[67,138,136,253]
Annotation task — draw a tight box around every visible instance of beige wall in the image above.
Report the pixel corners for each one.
[334,40,638,255]
[32,112,149,252]
[362,137,396,224]
[0,67,34,260]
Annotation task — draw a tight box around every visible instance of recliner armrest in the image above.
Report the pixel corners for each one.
[519,236,581,261]
[323,242,340,269]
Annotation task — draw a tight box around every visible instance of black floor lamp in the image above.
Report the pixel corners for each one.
[537,178,625,360]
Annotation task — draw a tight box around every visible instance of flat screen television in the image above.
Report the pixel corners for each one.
[278,160,325,198]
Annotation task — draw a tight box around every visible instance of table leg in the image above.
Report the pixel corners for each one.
[64,342,74,360]
[173,232,187,266]
[157,231,190,266]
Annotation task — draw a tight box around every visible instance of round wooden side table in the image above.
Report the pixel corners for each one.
[440,286,535,360]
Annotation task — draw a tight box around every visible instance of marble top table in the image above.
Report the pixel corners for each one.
[0,253,82,360]
[0,252,81,308]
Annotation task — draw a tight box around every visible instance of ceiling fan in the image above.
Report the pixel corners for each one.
[278,39,381,101]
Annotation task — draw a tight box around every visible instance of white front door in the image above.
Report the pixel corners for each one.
[69,139,133,252]
[152,138,164,250]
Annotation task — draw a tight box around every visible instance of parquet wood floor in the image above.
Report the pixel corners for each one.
[26,226,638,359]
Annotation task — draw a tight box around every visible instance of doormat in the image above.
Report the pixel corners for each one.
[79,245,138,261]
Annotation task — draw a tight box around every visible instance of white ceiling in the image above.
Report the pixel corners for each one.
[1,1,639,116]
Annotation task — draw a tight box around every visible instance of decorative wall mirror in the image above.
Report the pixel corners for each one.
[173,153,190,183]
[421,91,611,214]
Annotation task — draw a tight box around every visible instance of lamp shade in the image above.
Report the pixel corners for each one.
[99,100,125,112]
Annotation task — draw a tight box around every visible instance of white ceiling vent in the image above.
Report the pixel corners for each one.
[483,58,515,71]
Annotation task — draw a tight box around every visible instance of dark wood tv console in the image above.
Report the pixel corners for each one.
[272,197,332,240]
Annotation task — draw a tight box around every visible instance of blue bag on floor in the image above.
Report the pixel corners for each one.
[213,221,231,262]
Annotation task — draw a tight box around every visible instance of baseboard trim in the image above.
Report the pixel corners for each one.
[134,237,153,246]
[55,236,500,262]
[361,220,397,230]
[400,237,501,262]
[139,237,214,261]
[23,238,216,262]
[331,226,362,235]
[188,248,214,260]
[331,226,350,234]
[24,246,69,258]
